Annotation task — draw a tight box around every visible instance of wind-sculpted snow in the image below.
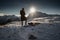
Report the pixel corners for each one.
[0,23,60,40]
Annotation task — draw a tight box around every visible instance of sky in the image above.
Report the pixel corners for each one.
[0,0,60,16]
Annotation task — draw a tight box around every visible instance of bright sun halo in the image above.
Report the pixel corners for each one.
[30,7,36,13]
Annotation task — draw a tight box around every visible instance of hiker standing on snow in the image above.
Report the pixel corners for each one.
[20,8,27,26]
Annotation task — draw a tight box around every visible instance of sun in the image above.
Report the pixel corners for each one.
[30,7,36,13]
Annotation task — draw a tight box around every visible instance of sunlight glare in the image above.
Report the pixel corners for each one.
[30,7,36,13]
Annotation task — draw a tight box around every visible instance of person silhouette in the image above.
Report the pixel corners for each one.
[20,8,27,26]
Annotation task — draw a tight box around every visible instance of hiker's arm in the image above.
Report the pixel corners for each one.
[24,10,25,15]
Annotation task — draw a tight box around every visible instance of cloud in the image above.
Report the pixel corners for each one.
[0,13,5,16]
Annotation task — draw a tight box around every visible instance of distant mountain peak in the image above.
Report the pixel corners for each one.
[28,11,48,19]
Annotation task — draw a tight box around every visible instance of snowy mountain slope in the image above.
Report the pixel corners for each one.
[0,23,60,40]
[18,23,60,40]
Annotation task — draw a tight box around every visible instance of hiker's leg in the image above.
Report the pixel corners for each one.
[25,20,27,25]
[21,21,23,26]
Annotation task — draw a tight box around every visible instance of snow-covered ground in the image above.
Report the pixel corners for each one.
[0,21,60,40]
